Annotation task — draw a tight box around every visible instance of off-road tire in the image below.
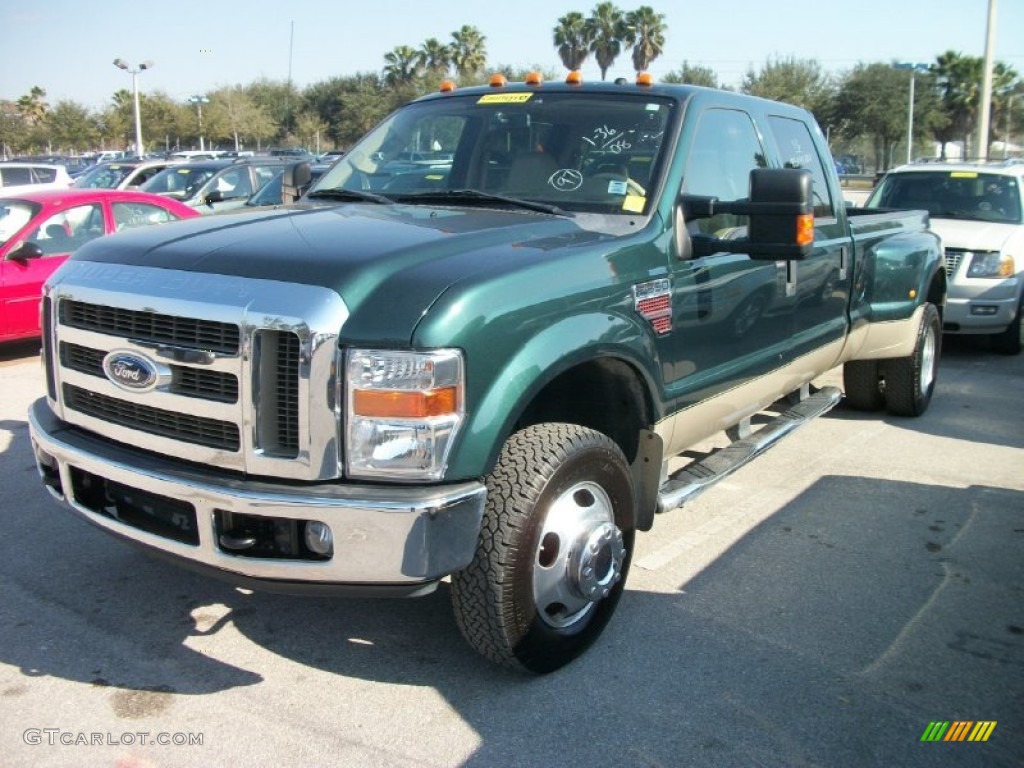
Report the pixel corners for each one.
[843,359,885,411]
[450,424,635,674]
[882,303,941,417]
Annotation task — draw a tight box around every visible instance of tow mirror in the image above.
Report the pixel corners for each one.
[281,161,312,204]
[681,168,814,260]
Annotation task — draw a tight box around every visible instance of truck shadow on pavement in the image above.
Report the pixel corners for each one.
[2,402,1022,765]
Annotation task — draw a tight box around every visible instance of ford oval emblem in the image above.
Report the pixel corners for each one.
[102,351,161,392]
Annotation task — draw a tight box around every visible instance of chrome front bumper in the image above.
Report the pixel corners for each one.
[28,398,486,596]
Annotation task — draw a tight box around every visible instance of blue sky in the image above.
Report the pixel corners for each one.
[2,0,1021,110]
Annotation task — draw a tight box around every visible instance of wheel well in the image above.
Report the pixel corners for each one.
[927,267,947,320]
[513,358,651,464]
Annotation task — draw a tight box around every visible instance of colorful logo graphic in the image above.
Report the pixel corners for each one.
[920,721,997,742]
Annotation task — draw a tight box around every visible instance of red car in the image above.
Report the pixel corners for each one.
[0,188,199,342]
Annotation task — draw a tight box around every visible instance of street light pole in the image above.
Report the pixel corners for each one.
[895,62,928,165]
[188,95,210,151]
[113,58,154,157]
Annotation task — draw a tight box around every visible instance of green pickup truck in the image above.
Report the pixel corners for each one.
[29,78,945,673]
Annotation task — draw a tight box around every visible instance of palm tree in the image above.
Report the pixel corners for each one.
[587,2,626,81]
[553,12,592,73]
[625,6,667,74]
[931,51,984,156]
[16,86,47,126]
[383,45,422,88]
[450,25,487,81]
[419,38,453,77]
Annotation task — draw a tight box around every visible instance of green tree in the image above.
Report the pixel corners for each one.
[624,6,667,73]
[246,78,302,144]
[303,74,392,148]
[206,86,272,151]
[741,56,834,115]
[16,86,48,126]
[45,100,99,152]
[662,61,720,88]
[450,25,487,81]
[0,102,30,157]
[553,12,592,72]
[587,2,626,81]
[419,38,453,78]
[383,45,422,88]
[294,111,328,152]
[930,50,982,156]
[833,63,930,170]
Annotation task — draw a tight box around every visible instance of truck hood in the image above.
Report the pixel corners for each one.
[71,202,611,344]
[928,217,1020,252]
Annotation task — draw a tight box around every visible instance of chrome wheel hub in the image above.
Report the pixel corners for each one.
[533,481,626,629]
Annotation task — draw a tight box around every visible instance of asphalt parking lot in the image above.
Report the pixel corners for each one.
[1,337,1021,767]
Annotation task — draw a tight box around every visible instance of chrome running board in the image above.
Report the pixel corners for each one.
[656,386,842,514]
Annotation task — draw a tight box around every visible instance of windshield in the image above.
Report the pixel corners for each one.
[141,167,217,199]
[868,170,1022,224]
[0,201,40,244]
[310,91,676,216]
[73,163,136,189]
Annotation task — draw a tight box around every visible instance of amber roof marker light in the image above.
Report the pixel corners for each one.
[525,71,544,86]
[565,70,583,86]
[488,73,508,88]
[636,72,654,87]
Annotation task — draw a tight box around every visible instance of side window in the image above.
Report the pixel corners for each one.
[683,108,767,235]
[253,165,280,190]
[766,116,834,217]
[1,167,33,186]
[214,169,251,197]
[112,202,177,231]
[27,203,104,256]
[32,167,58,183]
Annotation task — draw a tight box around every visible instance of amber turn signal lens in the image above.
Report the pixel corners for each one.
[796,213,814,246]
[352,388,458,418]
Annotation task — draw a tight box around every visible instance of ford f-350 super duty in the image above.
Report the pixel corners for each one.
[29,77,946,672]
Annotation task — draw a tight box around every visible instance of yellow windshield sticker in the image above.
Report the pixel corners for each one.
[623,195,646,213]
[425,174,444,180]
[950,172,978,178]
[477,93,533,105]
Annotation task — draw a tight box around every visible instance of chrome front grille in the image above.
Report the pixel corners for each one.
[60,299,240,354]
[943,249,965,276]
[44,262,348,481]
[63,383,241,451]
[60,342,239,403]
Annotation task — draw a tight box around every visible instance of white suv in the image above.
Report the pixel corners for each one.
[0,162,74,195]
[866,160,1024,354]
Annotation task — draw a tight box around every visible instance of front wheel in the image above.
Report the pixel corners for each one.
[450,424,635,673]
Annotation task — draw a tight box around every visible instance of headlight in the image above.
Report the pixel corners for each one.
[967,251,1014,278]
[345,349,464,481]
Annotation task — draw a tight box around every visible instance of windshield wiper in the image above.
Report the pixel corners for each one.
[306,188,393,204]
[390,189,569,216]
